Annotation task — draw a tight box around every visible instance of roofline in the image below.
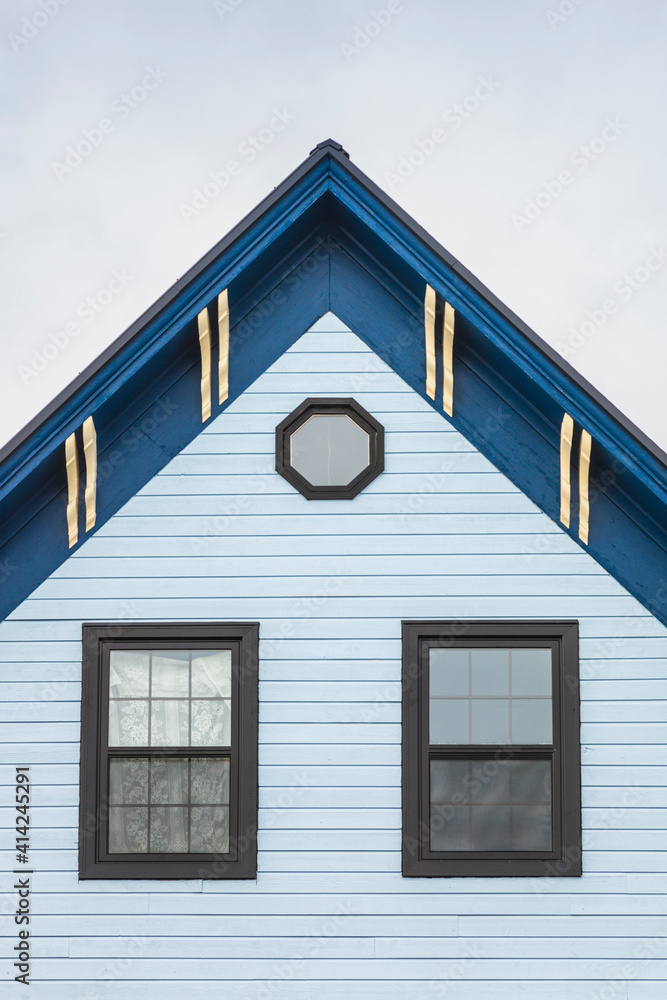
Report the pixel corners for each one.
[2,137,665,471]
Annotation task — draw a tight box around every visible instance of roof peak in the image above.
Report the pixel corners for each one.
[309,138,350,157]
[0,142,665,630]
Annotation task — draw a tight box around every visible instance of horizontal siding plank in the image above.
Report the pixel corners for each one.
[70,531,580,558]
[11,598,645,619]
[0,700,76,722]
[5,984,625,1000]
[90,511,615,536]
[28,913,667,939]
[138,472,518,496]
[24,914,459,937]
[2,872,630,896]
[22,957,667,979]
[53,553,605,578]
[70,936,374,959]
[31,575,625,601]
[581,702,667,723]
[100,493,546,516]
[60,935,665,961]
[373,936,667,959]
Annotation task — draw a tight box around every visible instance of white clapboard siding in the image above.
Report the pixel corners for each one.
[2,319,666,999]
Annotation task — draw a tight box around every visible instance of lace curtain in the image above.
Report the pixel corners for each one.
[107,649,231,854]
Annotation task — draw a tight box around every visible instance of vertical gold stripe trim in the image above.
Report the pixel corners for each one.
[579,430,592,544]
[559,413,574,528]
[83,416,97,532]
[218,288,229,405]
[198,307,212,422]
[65,433,79,548]
[424,284,436,400]
[442,301,455,417]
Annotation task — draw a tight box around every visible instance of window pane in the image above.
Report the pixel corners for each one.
[108,700,149,747]
[191,651,231,698]
[429,648,469,696]
[470,649,509,696]
[430,759,470,802]
[430,804,470,851]
[191,758,230,804]
[512,805,552,850]
[428,646,554,746]
[150,806,189,853]
[108,648,233,748]
[192,699,231,746]
[430,698,469,744]
[512,759,551,803]
[471,699,510,744]
[107,757,232,857]
[469,759,511,804]
[471,804,511,850]
[109,758,148,804]
[512,699,553,743]
[151,651,190,697]
[511,649,552,696]
[108,806,148,853]
[150,758,189,805]
[151,699,190,746]
[109,651,149,698]
[430,759,552,851]
[191,806,229,853]
[290,414,370,486]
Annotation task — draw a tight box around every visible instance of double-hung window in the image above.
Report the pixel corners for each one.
[79,622,258,879]
[402,621,581,877]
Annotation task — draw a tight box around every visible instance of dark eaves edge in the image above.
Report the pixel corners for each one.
[2,137,665,474]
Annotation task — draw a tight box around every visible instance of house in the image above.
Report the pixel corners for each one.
[2,139,667,998]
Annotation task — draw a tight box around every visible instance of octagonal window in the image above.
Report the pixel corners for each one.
[276,398,384,499]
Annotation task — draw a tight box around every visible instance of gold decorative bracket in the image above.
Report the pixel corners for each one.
[559,413,574,528]
[218,289,229,405]
[579,430,592,544]
[198,306,212,422]
[65,433,79,549]
[442,302,455,417]
[83,417,97,531]
[424,284,436,401]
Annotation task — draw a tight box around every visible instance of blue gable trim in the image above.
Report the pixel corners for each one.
[1,140,666,626]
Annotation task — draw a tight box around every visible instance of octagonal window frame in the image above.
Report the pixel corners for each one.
[275,397,385,500]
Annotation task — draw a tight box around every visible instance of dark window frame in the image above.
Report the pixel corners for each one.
[79,622,259,880]
[275,397,384,499]
[402,620,581,878]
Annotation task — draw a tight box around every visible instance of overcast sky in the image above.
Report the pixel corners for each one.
[2,0,666,452]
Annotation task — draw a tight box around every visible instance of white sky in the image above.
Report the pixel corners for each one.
[2,0,666,452]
